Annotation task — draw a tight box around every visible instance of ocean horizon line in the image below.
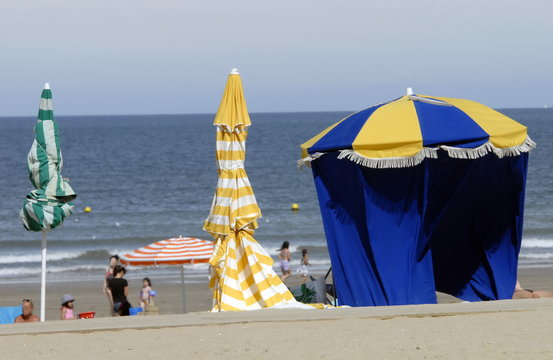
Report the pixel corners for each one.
[0,107,550,119]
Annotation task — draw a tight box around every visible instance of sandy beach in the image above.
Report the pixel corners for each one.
[1,267,552,359]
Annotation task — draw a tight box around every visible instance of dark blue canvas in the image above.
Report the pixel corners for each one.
[312,152,528,306]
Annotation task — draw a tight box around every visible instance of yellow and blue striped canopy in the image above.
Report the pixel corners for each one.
[300,94,535,168]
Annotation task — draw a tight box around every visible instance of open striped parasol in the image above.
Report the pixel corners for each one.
[120,236,214,313]
[120,237,214,266]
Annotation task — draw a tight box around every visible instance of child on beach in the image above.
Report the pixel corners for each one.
[139,277,153,309]
[279,241,291,281]
[297,248,310,283]
[60,294,76,320]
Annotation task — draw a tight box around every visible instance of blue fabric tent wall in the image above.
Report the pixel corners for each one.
[312,151,528,306]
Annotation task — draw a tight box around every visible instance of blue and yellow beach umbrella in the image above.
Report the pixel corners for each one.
[300,91,535,168]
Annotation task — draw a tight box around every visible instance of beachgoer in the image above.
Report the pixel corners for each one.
[60,294,76,320]
[279,241,291,281]
[107,264,130,316]
[513,280,553,299]
[139,277,153,309]
[103,254,120,314]
[14,299,40,323]
[297,248,310,283]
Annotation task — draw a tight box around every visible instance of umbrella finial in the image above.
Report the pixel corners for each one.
[44,83,51,90]
[230,68,240,75]
[406,87,414,96]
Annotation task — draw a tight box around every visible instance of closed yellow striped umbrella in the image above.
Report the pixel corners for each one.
[204,69,296,311]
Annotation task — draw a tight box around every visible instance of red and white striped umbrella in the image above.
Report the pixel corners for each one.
[120,236,214,266]
[120,236,214,313]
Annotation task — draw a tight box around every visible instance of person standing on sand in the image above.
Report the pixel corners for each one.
[107,264,130,316]
[279,241,292,281]
[14,299,40,323]
[103,254,119,314]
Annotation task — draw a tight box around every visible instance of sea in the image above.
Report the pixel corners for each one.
[0,109,552,285]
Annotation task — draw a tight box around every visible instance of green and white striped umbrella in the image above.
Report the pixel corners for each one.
[20,83,76,231]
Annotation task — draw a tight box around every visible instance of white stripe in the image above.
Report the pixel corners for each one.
[206,214,230,226]
[130,247,213,255]
[232,195,258,209]
[217,160,244,170]
[42,206,54,229]
[217,176,253,190]
[121,238,214,264]
[210,194,258,210]
[136,246,214,253]
[126,254,212,261]
[24,203,40,223]
[42,120,61,164]
[39,98,53,111]
[216,140,245,152]
[129,248,213,255]
[28,141,40,186]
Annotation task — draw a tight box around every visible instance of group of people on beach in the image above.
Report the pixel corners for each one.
[13,295,77,323]
[9,249,553,323]
[102,255,155,316]
[14,255,156,322]
[278,241,311,283]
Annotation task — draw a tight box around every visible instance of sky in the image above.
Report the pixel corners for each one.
[1,0,552,116]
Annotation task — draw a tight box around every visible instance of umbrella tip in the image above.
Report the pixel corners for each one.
[44,83,51,90]
[406,87,414,95]
[230,68,240,75]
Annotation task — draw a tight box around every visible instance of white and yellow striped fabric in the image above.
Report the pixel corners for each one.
[204,69,296,311]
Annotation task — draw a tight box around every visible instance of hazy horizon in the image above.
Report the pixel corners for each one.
[1,106,550,120]
[1,0,551,116]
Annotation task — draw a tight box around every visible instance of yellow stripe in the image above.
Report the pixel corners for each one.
[211,203,260,217]
[214,74,251,130]
[209,230,297,310]
[220,283,291,308]
[215,185,255,198]
[428,96,528,148]
[219,302,241,311]
[215,150,246,161]
[353,97,422,158]
[217,129,247,139]
[217,169,250,179]
[204,222,231,236]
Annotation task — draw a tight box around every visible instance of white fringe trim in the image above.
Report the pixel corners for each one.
[297,152,324,169]
[301,136,536,169]
[338,148,438,169]
[491,136,537,158]
[439,142,493,159]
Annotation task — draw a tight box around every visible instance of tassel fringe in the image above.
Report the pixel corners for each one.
[302,136,536,169]
[297,152,324,169]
